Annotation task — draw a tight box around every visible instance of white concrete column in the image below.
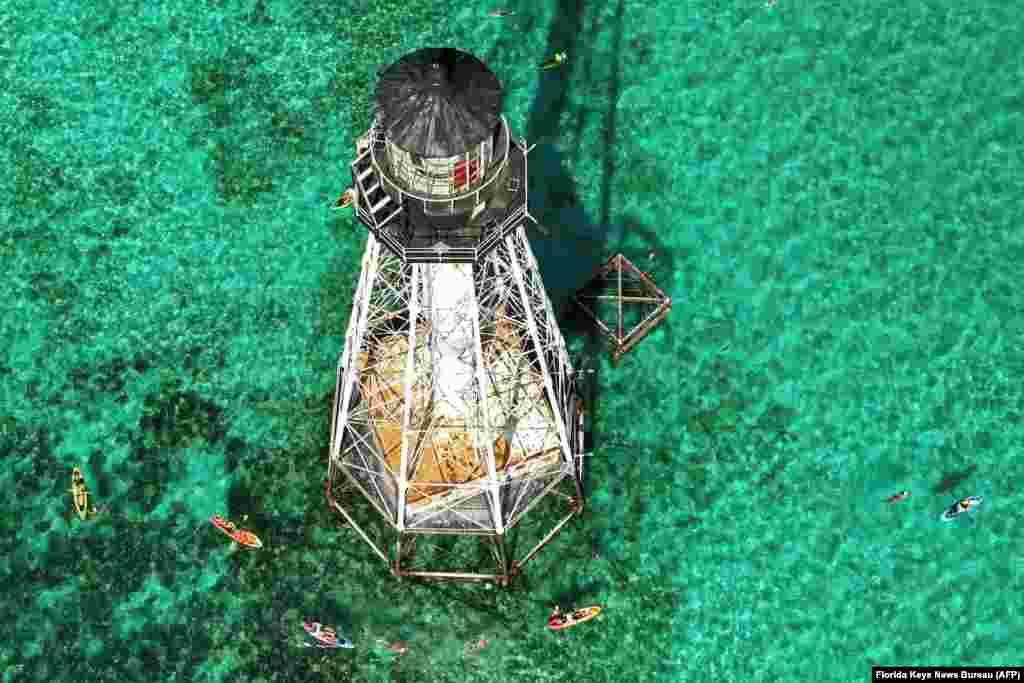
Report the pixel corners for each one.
[423,263,477,419]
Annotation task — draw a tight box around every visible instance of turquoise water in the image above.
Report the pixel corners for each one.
[3,0,1022,680]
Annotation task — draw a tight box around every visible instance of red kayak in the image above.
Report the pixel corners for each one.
[210,514,263,549]
[885,490,910,504]
[547,606,601,631]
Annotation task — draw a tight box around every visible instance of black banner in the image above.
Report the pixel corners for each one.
[872,667,1023,681]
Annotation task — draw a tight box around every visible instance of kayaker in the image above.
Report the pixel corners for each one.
[885,490,910,504]
[539,52,568,70]
[547,606,568,627]
[942,495,982,521]
[332,188,355,210]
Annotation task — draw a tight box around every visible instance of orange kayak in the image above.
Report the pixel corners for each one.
[210,514,263,549]
[547,606,601,631]
[69,467,90,520]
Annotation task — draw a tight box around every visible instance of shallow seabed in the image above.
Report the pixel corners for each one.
[2,0,1022,681]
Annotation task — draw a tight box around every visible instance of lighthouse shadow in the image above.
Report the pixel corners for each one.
[521,0,676,509]
[521,0,607,309]
[526,138,677,472]
[526,142,609,308]
[527,142,677,307]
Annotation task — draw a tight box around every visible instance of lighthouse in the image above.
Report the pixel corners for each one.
[326,48,585,584]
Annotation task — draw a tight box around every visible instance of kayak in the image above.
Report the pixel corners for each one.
[303,621,354,649]
[332,189,354,211]
[69,467,90,520]
[210,514,263,549]
[547,606,601,631]
[940,495,983,522]
[302,641,349,649]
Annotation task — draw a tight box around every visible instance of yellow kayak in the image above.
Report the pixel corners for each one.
[69,467,90,520]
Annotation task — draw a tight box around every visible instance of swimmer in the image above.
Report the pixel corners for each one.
[539,52,568,70]
[487,8,516,17]
[464,637,489,655]
[885,490,910,504]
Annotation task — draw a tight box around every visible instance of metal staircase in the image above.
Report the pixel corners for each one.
[351,150,404,232]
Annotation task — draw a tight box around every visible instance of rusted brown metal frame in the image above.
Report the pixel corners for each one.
[617,253,624,342]
[618,254,669,301]
[511,502,581,576]
[326,366,585,586]
[328,471,582,584]
[571,252,625,335]
[572,253,672,363]
[393,530,512,584]
[614,254,672,364]
[397,569,510,582]
[324,474,391,566]
[581,295,663,303]
[612,300,672,363]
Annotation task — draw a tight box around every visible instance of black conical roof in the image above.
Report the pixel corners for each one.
[375,48,503,158]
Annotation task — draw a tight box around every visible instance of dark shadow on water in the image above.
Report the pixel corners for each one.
[931,463,977,495]
[525,0,585,144]
[227,478,265,521]
[549,578,607,610]
[523,1,675,307]
[524,0,606,309]
[523,2,617,518]
[599,0,625,229]
[525,142,608,307]
[406,579,508,629]
[521,3,670,519]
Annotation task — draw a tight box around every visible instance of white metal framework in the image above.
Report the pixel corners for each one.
[327,48,583,584]
[326,226,585,582]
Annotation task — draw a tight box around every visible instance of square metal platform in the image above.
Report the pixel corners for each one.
[572,253,672,364]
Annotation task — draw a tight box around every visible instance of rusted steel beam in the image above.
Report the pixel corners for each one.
[395,570,509,583]
[514,507,579,571]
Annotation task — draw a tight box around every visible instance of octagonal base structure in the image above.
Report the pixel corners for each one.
[325,468,583,585]
[325,229,586,585]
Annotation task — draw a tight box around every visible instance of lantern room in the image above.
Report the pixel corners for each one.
[350,47,535,263]
[375,48,501,198]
